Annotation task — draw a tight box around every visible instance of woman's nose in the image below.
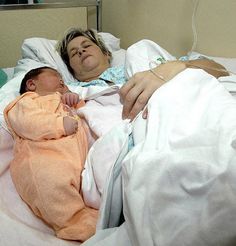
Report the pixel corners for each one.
[77,48,85,56]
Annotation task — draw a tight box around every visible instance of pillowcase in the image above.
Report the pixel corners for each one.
[111,49,126,67]
[98,32,121,52]
[18,38,76,83]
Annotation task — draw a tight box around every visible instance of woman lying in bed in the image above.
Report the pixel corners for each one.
[57,28,229,121]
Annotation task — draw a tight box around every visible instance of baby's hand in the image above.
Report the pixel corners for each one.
[63,116,78,136]
[62,92,80,107]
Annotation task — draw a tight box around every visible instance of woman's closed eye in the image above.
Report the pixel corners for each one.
[70,50,77,57]
[83,44,91,49]
[70,42,93,58]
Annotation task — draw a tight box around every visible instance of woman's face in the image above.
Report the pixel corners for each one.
[67,36,110,81]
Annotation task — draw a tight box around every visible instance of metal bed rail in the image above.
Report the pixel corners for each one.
[0,0,102,31]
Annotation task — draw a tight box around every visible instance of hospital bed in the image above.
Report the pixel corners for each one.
[1,1,236,246]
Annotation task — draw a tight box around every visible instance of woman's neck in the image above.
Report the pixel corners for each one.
[76,64,110,82]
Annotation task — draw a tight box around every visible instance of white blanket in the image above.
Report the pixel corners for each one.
[82,68,236,246]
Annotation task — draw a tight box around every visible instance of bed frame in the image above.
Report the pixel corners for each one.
[0,0,102,68]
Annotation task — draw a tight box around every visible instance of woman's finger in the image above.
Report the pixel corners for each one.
[121,76,145,119]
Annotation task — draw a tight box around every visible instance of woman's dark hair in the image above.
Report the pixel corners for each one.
[19,66,57,95]
[57,28,111,76]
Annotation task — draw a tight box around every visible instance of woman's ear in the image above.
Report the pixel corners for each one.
[106,53,112,64]
[26,79,36,92]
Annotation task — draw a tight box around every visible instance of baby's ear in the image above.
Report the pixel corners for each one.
[26,79,36,92]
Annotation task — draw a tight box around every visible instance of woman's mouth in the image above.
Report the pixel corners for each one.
[81,54,91,62]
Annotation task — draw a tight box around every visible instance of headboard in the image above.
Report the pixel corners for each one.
[0,0,102,68]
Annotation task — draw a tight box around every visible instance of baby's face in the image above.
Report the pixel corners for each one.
[34,68,68,95]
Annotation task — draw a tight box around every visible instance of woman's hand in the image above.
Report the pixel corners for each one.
[119,70,164,120]
[120,61,186,120]
[62,92,80,107]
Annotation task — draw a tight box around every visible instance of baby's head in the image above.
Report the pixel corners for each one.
[20,66,68,96]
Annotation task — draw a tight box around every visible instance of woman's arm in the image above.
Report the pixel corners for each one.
[120,59,229,120]
[186,59,229,78]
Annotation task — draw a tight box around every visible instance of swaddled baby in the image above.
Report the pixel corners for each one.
[4,66,97,242]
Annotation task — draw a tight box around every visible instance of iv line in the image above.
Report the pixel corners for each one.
[190,0,200,53]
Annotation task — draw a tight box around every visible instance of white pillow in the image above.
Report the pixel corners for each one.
[111,49,126,67]
[19,38,76,83]
[98,32,121,52]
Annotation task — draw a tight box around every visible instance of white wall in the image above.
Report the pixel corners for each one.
[102,0,236,57]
